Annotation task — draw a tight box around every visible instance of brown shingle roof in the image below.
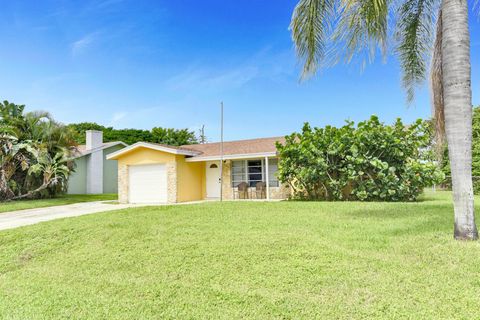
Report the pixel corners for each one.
[182,136,285,158]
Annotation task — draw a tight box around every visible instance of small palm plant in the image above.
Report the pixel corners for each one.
[14,148,70,200]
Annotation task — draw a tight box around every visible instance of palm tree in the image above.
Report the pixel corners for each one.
[290,0,478,239]
[13,147,70,200]
[0,101,77,200]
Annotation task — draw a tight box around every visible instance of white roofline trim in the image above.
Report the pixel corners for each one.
[73,141,128,159]
[106,142,200,160]
[185,152,278,162]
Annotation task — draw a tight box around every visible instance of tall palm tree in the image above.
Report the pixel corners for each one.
[290,0,478,239]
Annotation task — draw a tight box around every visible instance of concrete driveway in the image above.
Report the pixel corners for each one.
[0,201,136,231]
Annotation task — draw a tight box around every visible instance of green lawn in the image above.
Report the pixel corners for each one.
[0,194,118,213]
[1,191,479,319]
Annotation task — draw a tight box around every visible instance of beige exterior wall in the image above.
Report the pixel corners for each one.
[118,163,128,203]
[221,160,233,200]
[166,162,177,203]
[269,184,291,199]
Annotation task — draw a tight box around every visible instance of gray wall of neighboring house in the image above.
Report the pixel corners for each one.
[103,145,124,194]
[67,130,126,194]
[67,144,126,195]
[68,156,88,194]
[86,149,103,194]
[86,130,104,194]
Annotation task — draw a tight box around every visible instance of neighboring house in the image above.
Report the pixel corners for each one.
[107,137,290,204]
[68,130,127,194]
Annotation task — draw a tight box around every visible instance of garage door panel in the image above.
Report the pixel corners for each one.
[129,164,168,203]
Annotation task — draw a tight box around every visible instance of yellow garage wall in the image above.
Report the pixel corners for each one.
[117,147,176,166]
[176,156,205,202]
[115,147,206,203]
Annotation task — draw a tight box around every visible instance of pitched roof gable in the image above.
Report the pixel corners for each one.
[72,141,128,158]
[106,142,201,160]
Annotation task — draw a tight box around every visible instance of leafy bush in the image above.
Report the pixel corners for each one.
[276,116,444,201]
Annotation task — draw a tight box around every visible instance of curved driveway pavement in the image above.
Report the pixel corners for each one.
[0,201,136,231]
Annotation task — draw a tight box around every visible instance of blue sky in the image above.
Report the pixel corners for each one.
[0,0,479,141]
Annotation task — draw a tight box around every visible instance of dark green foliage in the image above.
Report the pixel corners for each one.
[151,127,198,146]
[67,123,198,146]
[276,116,444,201]
[471,107,480,179]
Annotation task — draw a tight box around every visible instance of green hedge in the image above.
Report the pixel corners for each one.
[276,116,444,201]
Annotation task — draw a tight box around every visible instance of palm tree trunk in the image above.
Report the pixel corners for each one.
[441,0,478,240]
[0,168,14,200]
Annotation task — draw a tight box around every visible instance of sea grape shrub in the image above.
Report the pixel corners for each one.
[276,116,444,201]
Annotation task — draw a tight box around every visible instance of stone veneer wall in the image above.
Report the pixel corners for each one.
[269,184,291,199]
[167,162,177,203]
[221,160,233,200]
[118,163,128,203]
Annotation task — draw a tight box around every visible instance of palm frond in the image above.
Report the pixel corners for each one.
[290,0,336,79]
[333,0,390,66]
[430,9,445,157]
[25,110,52,122]
[395,0,438,102]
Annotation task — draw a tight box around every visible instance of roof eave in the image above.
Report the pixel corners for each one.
[185,152,278,162]
[106,142,200,160]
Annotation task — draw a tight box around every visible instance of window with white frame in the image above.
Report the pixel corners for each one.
[232,159,279,187]
[231,161,247,187]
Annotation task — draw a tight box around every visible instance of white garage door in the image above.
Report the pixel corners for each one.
[129,164,168,203]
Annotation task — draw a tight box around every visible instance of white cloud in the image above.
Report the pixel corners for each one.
[71,32,98,56]
[96,0,126,8]
[164,47,296,93]
[108,111,128,126]
[166,66,259,92]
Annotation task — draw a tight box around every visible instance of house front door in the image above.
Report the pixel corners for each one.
[206,161,221,198]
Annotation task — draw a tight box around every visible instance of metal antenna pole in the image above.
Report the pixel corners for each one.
[220,102,224,202]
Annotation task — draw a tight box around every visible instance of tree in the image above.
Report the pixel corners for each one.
[67,122,198,146]
[198,125,208,144]
[290,0,478,239]
[151,127,197,146]
[0,101,76,200]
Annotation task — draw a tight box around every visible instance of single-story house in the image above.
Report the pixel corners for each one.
[106,137,290,204]
[68,130,127,194]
